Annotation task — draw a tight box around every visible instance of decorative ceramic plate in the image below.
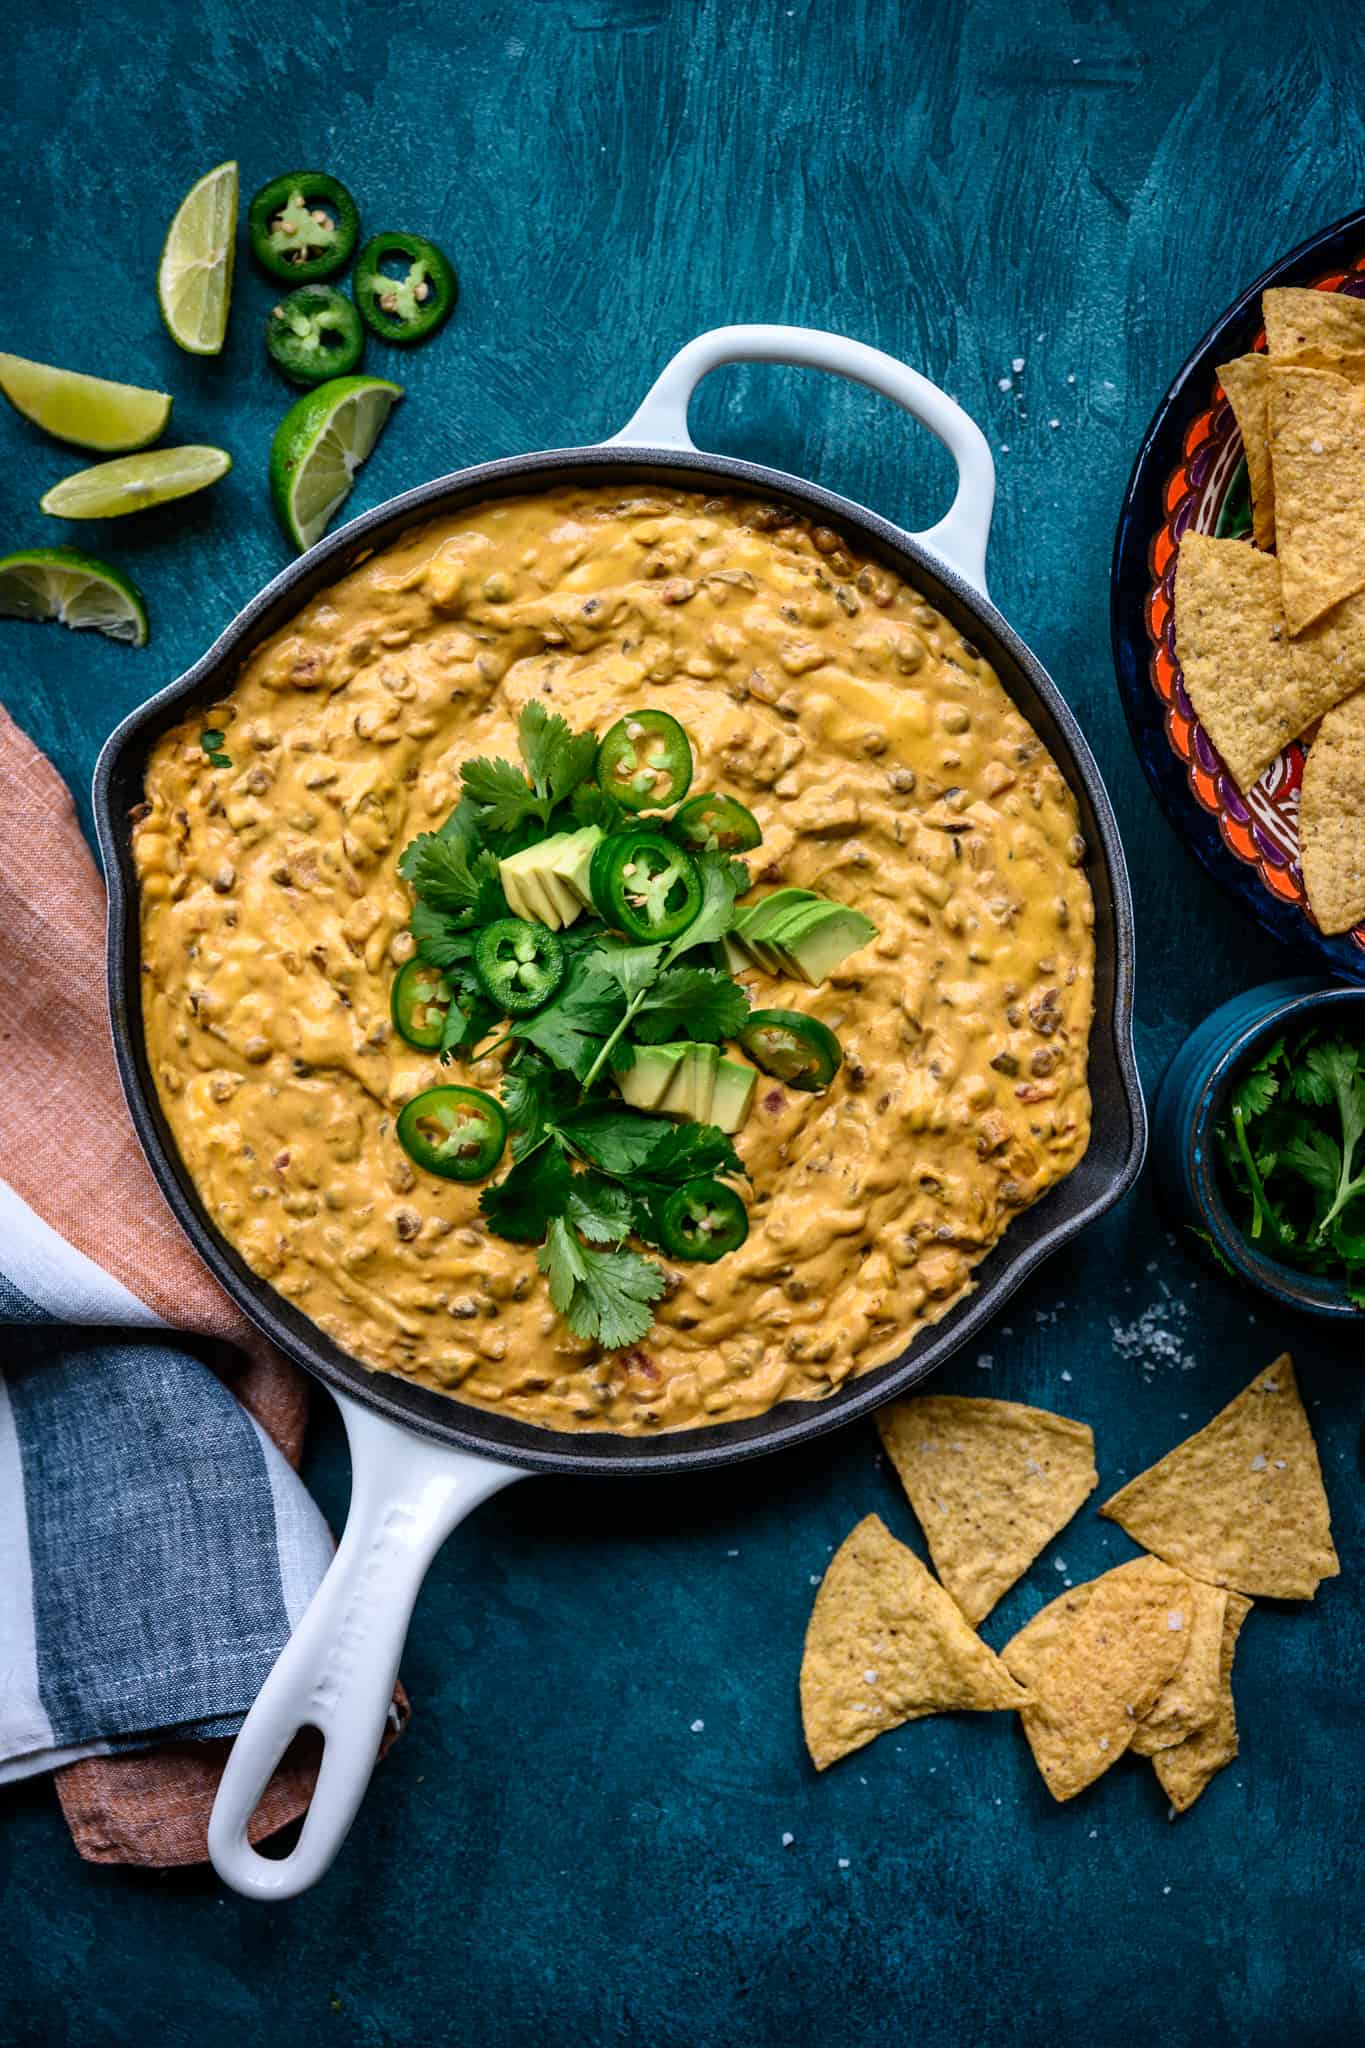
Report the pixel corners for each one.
[1111,206,1365,983]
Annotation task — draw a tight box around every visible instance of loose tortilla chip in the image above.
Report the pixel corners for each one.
[1154,1594,1253,1813]
[1218,354,1277,548]
[1099,1355,1339,1599]
[800,1514,1027,1769]
[1001,1557,1199,1802]
[1299,685,1365,934]
[875,1396,1098,1625]
[1130,1578,1228,1755]
[1174,535,1307,789]
[1266,366,1365,632]
[1263,285,1365,358]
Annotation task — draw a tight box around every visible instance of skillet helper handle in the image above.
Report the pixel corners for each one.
[207,1393,525,1900]
[608,323,997,601]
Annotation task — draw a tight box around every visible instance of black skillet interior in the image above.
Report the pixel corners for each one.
[95,446,1145,1476]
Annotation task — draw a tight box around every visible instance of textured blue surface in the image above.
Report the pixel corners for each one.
[1,3,1362,2043]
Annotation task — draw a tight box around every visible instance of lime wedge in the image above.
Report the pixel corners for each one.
[0,353,172,452]
[40,445,232,519]
[0,547,148,645]
[269,375,403,551]
[158,160,238,355]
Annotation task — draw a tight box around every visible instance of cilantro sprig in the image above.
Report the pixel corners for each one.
[1215,1027,1365,1304]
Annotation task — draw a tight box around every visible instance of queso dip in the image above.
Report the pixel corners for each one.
[133,487,1094,1432]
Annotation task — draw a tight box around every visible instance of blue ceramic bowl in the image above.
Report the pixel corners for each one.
[1154,979,1365,1321]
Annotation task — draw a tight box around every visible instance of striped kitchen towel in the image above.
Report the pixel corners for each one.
[0,702,403,1866]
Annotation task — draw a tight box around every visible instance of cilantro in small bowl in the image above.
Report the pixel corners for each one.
[1155,979,1365,1322]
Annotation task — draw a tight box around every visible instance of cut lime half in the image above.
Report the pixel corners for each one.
[158,160,238,355]
[0,353,172,452]
[0,547,148,645]
[40,444,232,519]
[269,375,403,551]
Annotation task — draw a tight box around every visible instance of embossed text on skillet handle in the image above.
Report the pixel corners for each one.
[207,1394,525,1900]
[606,323,997,601]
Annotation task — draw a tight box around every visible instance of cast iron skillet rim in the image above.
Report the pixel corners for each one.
[95,441,1145,1477]
[1109,202,1365,984]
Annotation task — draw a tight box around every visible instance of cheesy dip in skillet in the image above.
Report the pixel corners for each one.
[133,487,1094,1433]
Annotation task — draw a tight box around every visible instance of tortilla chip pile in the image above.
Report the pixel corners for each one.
[800,1357,1339,1813]
[1173,286,1365,935]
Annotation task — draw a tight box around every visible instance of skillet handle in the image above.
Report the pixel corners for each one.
[207,1393,525,1900]
[607,323,996,600]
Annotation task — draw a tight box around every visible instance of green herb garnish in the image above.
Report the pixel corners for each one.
[199,727,232,768]
[1215,1027,1365,1304]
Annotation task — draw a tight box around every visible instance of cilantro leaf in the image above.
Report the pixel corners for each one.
[559,1105,676,1173]
[1280,1127,1342,1203]
[638,1120,747,1185]
[568,781,628,835]
[399,830,503,918]
[565,1173,637,1244]
[537,1217,664,1348]
[516,969,626,1080]
[410,899,476,971]
[588,940,667,999]
[634,966,750,1044]
[480,1145,574,1242]
[501,1053,575,1160]
[1230,1063,1279,1123]
[519,700,598,810]
[459,753,543,834]
[667,851,745,958]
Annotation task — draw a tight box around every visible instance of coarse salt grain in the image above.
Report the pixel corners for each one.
[1250,1454,1267,1472]
[691,1719,704,1733]
[864,1670,879,1684]
[1054,1558,1067,1572]
[782,1832,794,1847]
[1098,1737,1110,1752]
[998,376,1013,392]
[838,1857,850,1869]
[1061,1369,1073,1381]
[1168,1612,1183,1631]
[1048,418,1060,429]
[1012,356,1026,372]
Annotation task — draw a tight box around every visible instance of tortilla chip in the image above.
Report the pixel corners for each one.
[1174,534,1302,789]
[800,1514,1027,1769]
[1154,1594,1253,1813]
[1099,1355,1339,1599]
[1130,1578,1228,1755]
[1263,285,1365,357]
[1218,354,1277,548]
[1001,1557,1199,1802]
[875,1396,1098,1625]
[1266,366,1365,632]
[1299,684,1365,934]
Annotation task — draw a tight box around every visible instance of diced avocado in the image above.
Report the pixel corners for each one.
[499,834,587,930]
[710,1056,756,1135]
[661,1042,719,1122]
[618,1044,686,1111]
[769,902,878,985]
[546,825,603,910]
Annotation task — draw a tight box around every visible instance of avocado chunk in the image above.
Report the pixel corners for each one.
[710,1056,756,1135]
[546,824,603,910]
[766,901,878,985]
[499,832,591,930]
[733,888,821,974]
[618,1044,686,1111]
[660,1042,719,1122]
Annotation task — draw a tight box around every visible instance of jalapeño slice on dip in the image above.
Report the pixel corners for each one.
[473,920,566,1014]
[391,959,455,1049]
[596,710,694,811]
[740,1009,843,1091]
[670,791,763,855]
[397,1087,507,1182]
[590,828,703,942]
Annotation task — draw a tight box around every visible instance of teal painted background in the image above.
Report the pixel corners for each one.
[1,2,1362,2042]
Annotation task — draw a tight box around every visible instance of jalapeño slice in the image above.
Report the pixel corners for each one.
[590,828,702,942]
[596,710,693,811]
[657,1178,749,1263]
[391,958,455,1049]
[354,232,458,343]
[266,285,364,385]
[397,1085,507,1182]
[739,1008,842,1092]
[473,918,565,1014]
[248,171,359,283]
[670,791,762,855]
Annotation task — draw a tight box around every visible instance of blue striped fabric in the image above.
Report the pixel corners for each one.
[0,1184,333,1783]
